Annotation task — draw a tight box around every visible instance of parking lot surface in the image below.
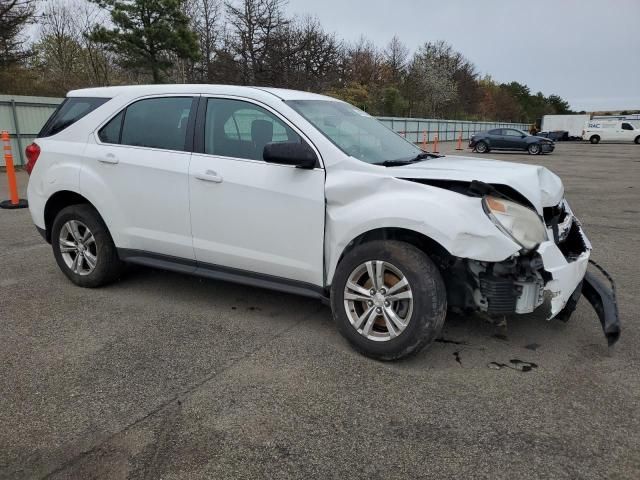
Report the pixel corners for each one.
[1,142,639,479]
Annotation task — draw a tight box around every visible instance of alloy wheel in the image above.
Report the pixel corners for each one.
[58,220,98,276]
[343,260,413,342]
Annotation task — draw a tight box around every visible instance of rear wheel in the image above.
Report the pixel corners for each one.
[590,135,600,144]
[51,204,124,288]
[330,241,447,361]
[475,140,489,153]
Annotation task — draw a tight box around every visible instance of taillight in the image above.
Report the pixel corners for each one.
[25,143,40,175]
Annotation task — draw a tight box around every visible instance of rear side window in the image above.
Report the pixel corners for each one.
[39,97,109,137]
[99,97,194,151]
[98,111,124,144]
[121,97,193,151]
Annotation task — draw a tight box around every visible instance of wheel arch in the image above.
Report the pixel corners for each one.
[43,190,106,243]
[476,138,490,149]
[329,227,453,287]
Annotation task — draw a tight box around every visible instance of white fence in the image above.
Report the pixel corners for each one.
[376,117,531,143]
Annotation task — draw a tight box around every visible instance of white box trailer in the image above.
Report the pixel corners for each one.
[541,114,591,139]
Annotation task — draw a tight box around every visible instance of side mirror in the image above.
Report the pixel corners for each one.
[263,142,317,169]
[521,134,527,138]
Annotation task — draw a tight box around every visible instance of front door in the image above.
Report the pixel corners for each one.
[189,97,325,286]
[620,122,636,142]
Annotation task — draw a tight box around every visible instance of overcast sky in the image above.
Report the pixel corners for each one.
[285,0,640,111]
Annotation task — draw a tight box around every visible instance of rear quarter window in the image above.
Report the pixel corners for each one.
[38,97,109,138]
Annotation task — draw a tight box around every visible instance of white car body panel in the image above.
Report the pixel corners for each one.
[81,138,194,259]
[189,153,326,285]
[26,138,86,229]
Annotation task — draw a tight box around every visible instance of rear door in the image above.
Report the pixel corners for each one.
[82,95,197,260]
[188,96,325,286]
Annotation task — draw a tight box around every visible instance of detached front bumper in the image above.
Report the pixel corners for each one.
[466,202,620,346]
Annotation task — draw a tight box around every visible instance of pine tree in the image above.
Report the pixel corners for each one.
[0,0,36,68]
[89,0,200,83]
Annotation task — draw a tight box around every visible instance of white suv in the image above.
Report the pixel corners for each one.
[26,85,620,360]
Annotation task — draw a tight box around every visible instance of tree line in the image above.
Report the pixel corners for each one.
[1,0,574,122]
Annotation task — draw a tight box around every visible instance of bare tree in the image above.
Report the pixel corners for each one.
[185,0,222,82]
[345,36,382,86]
[265,15,341,90]
[225,0,288,84]
[33,0,113,93]
[383,35,408,84]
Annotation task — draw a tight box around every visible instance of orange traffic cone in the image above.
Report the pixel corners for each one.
[432,134,439,154]
[421,130,429,151]
[1,131,28,209]
[455,132,463,151]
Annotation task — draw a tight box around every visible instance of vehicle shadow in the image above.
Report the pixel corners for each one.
[108,264,603,373]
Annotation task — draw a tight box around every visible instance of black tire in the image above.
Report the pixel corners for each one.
[590,135,600,144]
[528,143,542,155]
[634,136,640,145]
[475,141,489,153]
[330,240,447,361]
[51,204,124,288]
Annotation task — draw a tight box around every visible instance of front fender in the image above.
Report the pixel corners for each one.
[324,170,520,284]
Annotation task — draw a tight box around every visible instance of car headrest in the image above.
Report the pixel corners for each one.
[251,119,273,146]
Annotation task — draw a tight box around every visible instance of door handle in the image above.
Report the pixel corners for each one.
[195,170,223,183]
[98,153,119,164]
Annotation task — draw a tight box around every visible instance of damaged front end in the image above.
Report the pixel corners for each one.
[445,199,620,346]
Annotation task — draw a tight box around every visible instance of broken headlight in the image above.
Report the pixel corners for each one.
[483,196,548,251]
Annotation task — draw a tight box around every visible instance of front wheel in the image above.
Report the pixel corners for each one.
[590,135,600,144]
[634,136,640,144]
[51,204,125,288]
[330,241,447,361]
[528,143,542,155]
[474,141,489,153]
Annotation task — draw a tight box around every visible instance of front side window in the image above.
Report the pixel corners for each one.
[488,129,502,135]
[39,97,109,137]
[106,97,194,151]
[287,100,422,165]
[622,123,634,131]
[205,98,303,160]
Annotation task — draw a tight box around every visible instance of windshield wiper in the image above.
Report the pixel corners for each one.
[375,152,442,167]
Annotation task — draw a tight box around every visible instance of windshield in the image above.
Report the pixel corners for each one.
[287,100,423,164]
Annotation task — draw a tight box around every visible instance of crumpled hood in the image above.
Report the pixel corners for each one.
[388,155,564,213]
